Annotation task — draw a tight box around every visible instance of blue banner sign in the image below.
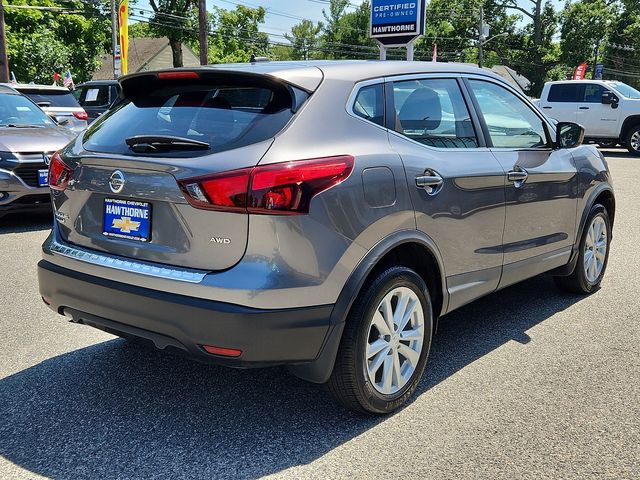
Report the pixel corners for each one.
[371,0,423,39]
[594,63,604,80]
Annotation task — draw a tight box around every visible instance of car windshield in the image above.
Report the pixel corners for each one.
[0,93,55,127]
[609,82,640,99]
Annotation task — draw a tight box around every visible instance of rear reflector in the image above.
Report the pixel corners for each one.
[158,71,200,80]
[201,345,242,357]
[73,110,88,121]
[178,155,354,215]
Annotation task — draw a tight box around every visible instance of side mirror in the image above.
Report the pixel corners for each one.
[602,91,619,108]
[556,122,585,149]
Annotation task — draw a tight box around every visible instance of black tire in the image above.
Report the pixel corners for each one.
[326,266,433,414]
[554,204,611,294]
[625,124,640,156]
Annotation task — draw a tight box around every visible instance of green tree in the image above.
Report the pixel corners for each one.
[208,5,269,63]
[319,0,375,59]
[604,0,640,87]
[4,0,110,83]
[285,19,322,60]
[129,21,155,38]
[561,0,616,70]
[149,0,198,67]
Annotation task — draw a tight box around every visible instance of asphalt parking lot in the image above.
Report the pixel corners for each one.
[1,150,638,480]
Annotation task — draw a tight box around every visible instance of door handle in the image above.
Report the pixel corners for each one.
[415,171,443,194]
[579,106,590,110]
[542,106,552,109]
[507,168,528,184]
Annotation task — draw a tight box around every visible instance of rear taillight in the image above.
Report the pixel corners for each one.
[178,155,354,215]
[48,151,74,191]
[73,110,88,121]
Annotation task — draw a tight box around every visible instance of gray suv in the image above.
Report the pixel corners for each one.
[38,62,615,413]
[0,85,76,219]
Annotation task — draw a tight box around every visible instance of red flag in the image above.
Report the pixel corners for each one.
[432,43,437,62]
[53,72,60,84]
[573,63,587,80]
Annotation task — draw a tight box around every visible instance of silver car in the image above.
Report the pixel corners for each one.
[0,85,76,219]
[12,84,88,133]
[38,61,615,414]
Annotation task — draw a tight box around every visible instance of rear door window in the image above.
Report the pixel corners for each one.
[392,78,478,148]
[83,78,303,156]
[20,90,80,108]
[548,84,583,103]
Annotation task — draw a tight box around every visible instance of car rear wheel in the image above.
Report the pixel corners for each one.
[626,125,640,156]
[554,204,611,294]
[327,266,433,414]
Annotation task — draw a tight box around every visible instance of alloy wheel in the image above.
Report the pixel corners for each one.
[630,130,640,152]
[584,215,608,283]
[366,287,424,395]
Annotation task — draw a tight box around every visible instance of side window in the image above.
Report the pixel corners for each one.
[548,84,582,102]
[469,80,549,149]
[353,84,384,127]
[583,84,606,103]
[80,86,110,107]
[392,78,478,148]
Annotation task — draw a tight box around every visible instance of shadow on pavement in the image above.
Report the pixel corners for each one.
[0,212,52,234]
[0,276,582,479]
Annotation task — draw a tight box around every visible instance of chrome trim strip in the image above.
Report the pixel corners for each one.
[49,240,206,284]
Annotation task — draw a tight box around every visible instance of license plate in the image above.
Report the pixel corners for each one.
[38,169,48,187]
[103,198,151,242]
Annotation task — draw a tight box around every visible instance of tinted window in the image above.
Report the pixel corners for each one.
[469,80,548,149]
[548,84,582,103]
[19,89,80,108]
[0,93,55,126]
[353,84,384,126]
[83,80,300,156]
[78,85,111,107]
[392,78,478,148]
[583,84,606,103]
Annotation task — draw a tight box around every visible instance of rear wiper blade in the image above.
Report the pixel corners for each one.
[125,135,210,151]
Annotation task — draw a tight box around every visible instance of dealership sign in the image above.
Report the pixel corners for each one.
[371,0,425,46]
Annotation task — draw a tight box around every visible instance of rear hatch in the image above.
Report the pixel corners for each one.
[54,69,314,271]
[18,87,87,129]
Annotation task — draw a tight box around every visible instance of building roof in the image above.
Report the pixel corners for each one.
[92,38,199,80]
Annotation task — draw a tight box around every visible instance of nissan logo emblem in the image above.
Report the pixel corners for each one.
[109,170,125,194]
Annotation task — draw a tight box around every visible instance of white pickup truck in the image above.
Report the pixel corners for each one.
[538,80,640,155]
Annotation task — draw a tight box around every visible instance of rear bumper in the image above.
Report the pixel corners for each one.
[38,260,334,369]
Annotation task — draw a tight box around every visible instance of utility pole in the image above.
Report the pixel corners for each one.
[478,5,484,69]
[198,0,208,65]
[111,0,118,79]
[0,1,9,83]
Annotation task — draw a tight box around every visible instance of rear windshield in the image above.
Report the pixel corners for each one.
[77,85,113,107]
[82,79,302,156]
[20,89,80,108]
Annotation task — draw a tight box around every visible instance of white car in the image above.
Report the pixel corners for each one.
[539,80,640,155]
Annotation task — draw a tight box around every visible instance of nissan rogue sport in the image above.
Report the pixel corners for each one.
[38,61,615,414]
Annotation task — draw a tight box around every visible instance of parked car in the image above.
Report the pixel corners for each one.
[0,85,76,219]
[539,79,640,155]
[73,80,122,123]
[11,84,88,133]
[38,62,615,414]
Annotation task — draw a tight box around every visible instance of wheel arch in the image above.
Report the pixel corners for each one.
[288,230,448,384]
[620,115,640,141]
